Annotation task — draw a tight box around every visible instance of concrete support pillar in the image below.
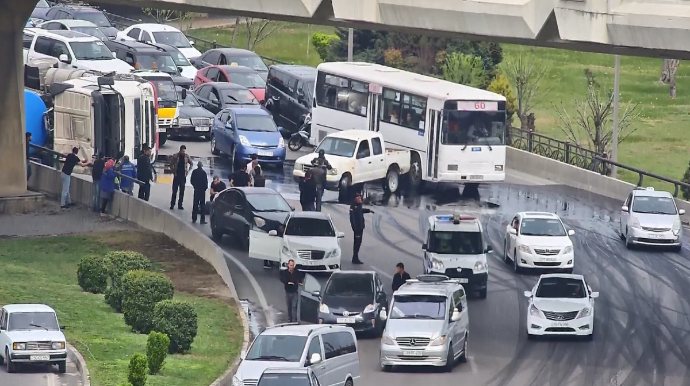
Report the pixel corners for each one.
[0,1,34,197]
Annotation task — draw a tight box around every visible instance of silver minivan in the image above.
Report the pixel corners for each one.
[234,324,360,386]
[379,275,469,372]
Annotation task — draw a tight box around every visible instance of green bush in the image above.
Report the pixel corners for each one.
[152,300,198,353]
[121,270,174,333]
[146,331,170,375]
[104,251,152,312]
[77,255,108,294]
[127,353,148,386]
[311,33,339,61]
[118,383,134,386]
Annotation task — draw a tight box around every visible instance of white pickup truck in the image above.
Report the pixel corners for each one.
[293,130,411,202]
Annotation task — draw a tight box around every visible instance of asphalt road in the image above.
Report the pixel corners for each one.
[147,140,690,386]
[0,359,82,386]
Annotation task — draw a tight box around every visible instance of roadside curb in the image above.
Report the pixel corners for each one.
[67,343,91,386]
[209,301,250,386]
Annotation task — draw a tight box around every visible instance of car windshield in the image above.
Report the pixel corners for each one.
[73,26,108,41]
[70,41,113,60]
[246,193,292,212]
[8,312,60,331]
[428,231,483,255]
[245,335,306,362]
[153,31,192,48]
[136,54,177,74]
[147,78,177,104]
[77,11,112,28]
[520,218,567,236]
[324,275,373,297]
[632,196,677,215]
[315,138,357,158]
[228,72,266,88]
[390,295,447,320]
[167,49,191,66]
[535,277,586,298]
[235,115,277,132]
[259,374,311,386]
[285,218,335,237]
[179,92,201,107]
[228,55,268,72]
[223,89,258,105]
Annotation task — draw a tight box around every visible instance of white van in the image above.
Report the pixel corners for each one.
[25,29,132,73]
[234,324,360,386]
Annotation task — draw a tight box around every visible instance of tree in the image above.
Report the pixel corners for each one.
[244,18,284,51]
[488,74,517,125]
[230,17,241,47]
[555,69,641,156]
[142,8,188,24]
[659,59,680,98]
[499,51,549,130]
[441,53,487,88]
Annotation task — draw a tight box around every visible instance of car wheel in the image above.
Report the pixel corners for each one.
[211,136,220,155]
[239,226,250,250]
[458,334,468,363]
[443,344,454,372]
[408,153,423,189]
[338,175,351,204]
[673,245,682,253]
[276,162,284,171]
[477,288,487,299]
[513,249,522,273]
[159,133,167,146]
[210,217,223,241]
[204,134,212,141]
[231,147,238,167]
[6,349,15,373]
[503,239,511,264]
[564,268,574,274]
[57,360,66,373]
[0,350,4,365]
[344,378,354,386]
[383,167,400,194]
[625,228,633,250]
[381,364,393,372]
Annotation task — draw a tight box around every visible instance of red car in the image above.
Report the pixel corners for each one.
[194,65,266,102]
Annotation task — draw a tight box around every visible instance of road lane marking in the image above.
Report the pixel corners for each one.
[223,252,275,327]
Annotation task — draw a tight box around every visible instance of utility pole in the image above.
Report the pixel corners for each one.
[347,28,354,62]
[611,55,620,178]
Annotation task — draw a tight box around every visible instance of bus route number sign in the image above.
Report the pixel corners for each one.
[458,101,498,111]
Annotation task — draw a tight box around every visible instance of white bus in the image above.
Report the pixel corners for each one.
[312,62,507,185]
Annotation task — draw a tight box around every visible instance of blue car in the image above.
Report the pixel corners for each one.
[210,107,286,168]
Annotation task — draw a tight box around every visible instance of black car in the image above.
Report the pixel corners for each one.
[43,5,118,40]
[190,48,268,80]
[105,40,193,89]
[169,87,214,140]
[193,82,260,115]
[300,271,388,336]
[210,187,293,248]
[265,65,316,133]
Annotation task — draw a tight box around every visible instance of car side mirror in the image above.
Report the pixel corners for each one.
[621,205,629,212]
[59,54,70,63]
[189,40,195,46]
[112,51,117,58]
[422,243,427,250]
[485,246,493,253]
[268,230,278,236]
[59,325,66,330]
[379,308,387,320]
[309,352,322,365]
[337,232,345,238]
[523,291,532,298]
[680,209,686,215]
[451,309,461,322]
[568,229,575,236]
[590,292,599,299]
[312,290,321,297]
[509,228,517,235]
[181,88,187,100]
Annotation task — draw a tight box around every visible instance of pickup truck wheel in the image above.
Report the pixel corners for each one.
[159,133,167,147]
[383,167,400,194]
[338,175,351,204]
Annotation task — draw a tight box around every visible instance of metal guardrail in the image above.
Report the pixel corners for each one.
[595,156,690,198]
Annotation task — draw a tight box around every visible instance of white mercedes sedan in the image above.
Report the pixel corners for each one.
[278,212,344,272]
[504,212,575,273]
[524,274,598,340]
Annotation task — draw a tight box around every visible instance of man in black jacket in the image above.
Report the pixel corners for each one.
[136,145,153,201]
[392,262,411,292]
[349,192,374,264]
[190,161,208,224]
[280,259,304,322]
[299,170,317,211]
[310,150,332,211]
[91,152,105,212]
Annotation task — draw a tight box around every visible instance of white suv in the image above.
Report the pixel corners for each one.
[0,304,68,373]
[619,187,684,251]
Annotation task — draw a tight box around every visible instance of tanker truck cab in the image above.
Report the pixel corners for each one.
[131,69,180,146]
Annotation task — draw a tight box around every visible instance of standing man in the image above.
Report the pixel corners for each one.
[209,176,226,201]
[169,145,193,210]
[60,147,89,209]
[229,163,251,187]
[310,150,332,211]
[26,132,32,183]
[299,170,317,211]
[392,262,411,292]
[91,153,105,211]
[248,154,260,184]
[349,192,374,264]
[280,259,304,323]
[190,161,208,224]
[118,155,137,195]
[136,145,153,201]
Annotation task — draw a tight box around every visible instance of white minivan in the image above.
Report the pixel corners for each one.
[234,324,360,386]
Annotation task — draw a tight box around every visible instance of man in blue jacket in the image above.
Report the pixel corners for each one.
[118,156,137,195]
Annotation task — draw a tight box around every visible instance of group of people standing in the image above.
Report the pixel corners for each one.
[298,149,331,212]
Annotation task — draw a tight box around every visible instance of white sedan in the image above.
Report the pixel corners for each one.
[503,212,575,273]
[525,274,598,339]
[272,212,344,272]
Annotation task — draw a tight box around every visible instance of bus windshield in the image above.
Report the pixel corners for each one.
[441,108,506,146]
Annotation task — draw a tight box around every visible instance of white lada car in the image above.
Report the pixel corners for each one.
[504,212,575,273]
[525,274,598,339]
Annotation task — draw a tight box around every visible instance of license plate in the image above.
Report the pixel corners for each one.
[551,322,569,327]
[541,258,556,262]
[195,126,210,132]
[402,350,424,357]
[258,150,273,157]
[336,317,356,324]
[647,233,663,239]
[301,260,318,266]
[457,278,469,283]
[30,355,50,361]
[157,128,167,133]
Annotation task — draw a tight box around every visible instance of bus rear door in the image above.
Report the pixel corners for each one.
[426,109,442,180]
[367,84,382,132]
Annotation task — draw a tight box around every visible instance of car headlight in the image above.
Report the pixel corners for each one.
[381,335,395,345]
[179,118,192,125]
[52,342,65,350]
[629,216,641,229]
[429,335,447,346]
[232,376,242,386]
[13,343,26,350]
[673,219,681,236]
[529,304,543,318]
[327,168,338,175]
[576,307,592,319]
[319,303,330,313]
[363,304,376,313]
[474,261,487,273]
[253,217,266,228]
[281,246,293,256]
[430,257,444,271]
[239,135,251,147]
[562,245,573,254]
[518,245,532,254]
[278,137,285,148]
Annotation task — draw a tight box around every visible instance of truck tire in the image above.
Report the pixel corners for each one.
[338,174,351,204]
[159,133,167,146]
[383,166,400,194]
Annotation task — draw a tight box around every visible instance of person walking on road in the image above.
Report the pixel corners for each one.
[136,145,154,201]
[61,147,89,209]
[118,155,137,195]
[310,150,332,211]
[392,262,411,292]
[280,259,304,323]
[169,145,193,210]
[91,152,105,212]
[230,163,251,187]
[191,161,209,224]
[99,159,117,216]
[299,170,317,211]
[210,176,226,201]
[252,165,266,187]
[349,192,374,264]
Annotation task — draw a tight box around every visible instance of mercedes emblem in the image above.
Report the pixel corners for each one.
[410,339,417,346]
[342,311,349,317]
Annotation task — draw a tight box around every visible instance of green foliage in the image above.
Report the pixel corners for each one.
[127,353,148,386]
[682,162,690,200]
[118,383,134,386]
[77,255,108,294]
[383,49,404,69]
[311,33,339,61]
[121,270,174,333]
[488,74,518,123]
[442,53,487,88]
[104,251,152,312]
[152,300,198,354]
[146,331,170,375]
